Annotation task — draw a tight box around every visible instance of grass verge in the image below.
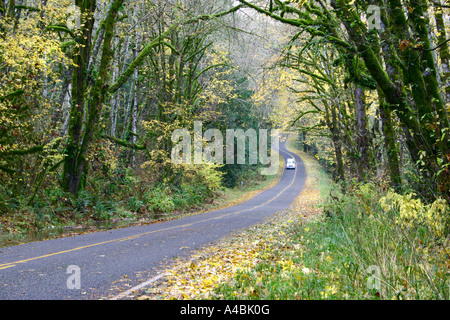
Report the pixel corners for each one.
[213,140,450,300]
[132,136,450,300]
[130,137,326,300]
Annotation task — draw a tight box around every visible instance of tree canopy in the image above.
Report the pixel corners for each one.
[0,0,449,223]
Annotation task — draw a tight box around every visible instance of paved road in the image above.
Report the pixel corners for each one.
[0,136,306,300]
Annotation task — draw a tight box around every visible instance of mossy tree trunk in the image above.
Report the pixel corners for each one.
[433,0,450,103]
[330,0,449,200]
[379,98,402,191]
[62,0,124,195]
[354,85,371,181]
[238,0,449,200]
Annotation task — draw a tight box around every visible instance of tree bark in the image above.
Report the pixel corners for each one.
[379,99,402,191]
[433,0,450,103]
[62,0,96,195]
[355,85,370,180]
[63,0,125,195]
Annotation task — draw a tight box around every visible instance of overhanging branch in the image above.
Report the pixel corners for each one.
[108,4,244,94]
[102,135,146,150]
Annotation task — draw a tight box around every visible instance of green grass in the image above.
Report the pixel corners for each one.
[214,137,450,300]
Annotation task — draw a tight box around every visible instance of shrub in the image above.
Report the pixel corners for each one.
[144,187,175,214]
[321,184,450,299]
[127,196,145,213]
[180,163,224,198]
[379,191,449,238]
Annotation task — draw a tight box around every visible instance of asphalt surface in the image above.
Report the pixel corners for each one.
[0,136,306,300]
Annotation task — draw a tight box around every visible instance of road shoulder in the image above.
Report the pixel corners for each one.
[115,137,325,300]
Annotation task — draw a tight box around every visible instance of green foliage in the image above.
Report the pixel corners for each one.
[126,196,145,214]
[380,191,450,239]
[317,183,449,299]
[0,0,272,238]
[144,187,175,214]
[216,178,450,300]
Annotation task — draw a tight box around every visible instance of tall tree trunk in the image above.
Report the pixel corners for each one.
[433,0,450,103]
[110,35,120,137]
[379,99,402,191]
[355,85,370,180]
[63,0,125,195]
[130,31,142,165]
[323,99,345,184]
[62,0,96,195]
[331,0,448,200]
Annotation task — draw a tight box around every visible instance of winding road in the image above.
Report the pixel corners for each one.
[0,135,306,300]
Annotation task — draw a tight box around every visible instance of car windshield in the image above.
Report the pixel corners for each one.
[287,159,295,163]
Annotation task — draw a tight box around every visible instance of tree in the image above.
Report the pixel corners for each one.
[61,0,125,195]
[237,0,450,201]
[59,0,243,195]
[0,0,71,198]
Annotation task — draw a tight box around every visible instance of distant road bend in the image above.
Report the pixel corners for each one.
[0,135,306,300]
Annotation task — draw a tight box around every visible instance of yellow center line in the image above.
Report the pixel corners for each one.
[0,222,201,269]
[0,147,299,270]
[0,264,15,270]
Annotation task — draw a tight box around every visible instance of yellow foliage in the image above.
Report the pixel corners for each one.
[0,0,72,156]
[197,45,237,108]
[380,192,449,238]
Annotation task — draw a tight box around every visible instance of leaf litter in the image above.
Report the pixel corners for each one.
[125,150,323,300]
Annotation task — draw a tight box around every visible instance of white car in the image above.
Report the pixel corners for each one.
[286,158,296,170]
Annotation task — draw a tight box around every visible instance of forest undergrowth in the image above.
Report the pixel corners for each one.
[0,159,281,247]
